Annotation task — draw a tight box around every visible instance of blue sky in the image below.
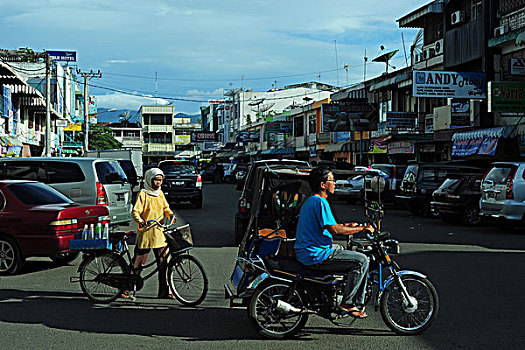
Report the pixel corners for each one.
[1,0,421,114]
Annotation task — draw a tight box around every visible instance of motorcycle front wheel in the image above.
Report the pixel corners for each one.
[380,274,439,335]
[248,281,308,339]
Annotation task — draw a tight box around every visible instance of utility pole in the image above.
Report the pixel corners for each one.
[334,40,339,86]
[45,54,52,156]
[76,69,102,153]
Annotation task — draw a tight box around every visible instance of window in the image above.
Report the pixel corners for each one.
[45,162,85,183]
[294,116,304,137]
[0,161,47,182]
[6,182,72,205]
[95,162,128,184]
[471,1,482,21]
[308,114,316,134]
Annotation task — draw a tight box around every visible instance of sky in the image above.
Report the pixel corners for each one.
[1,0,422,115]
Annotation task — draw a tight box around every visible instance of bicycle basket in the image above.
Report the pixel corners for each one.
[165,224,193,251]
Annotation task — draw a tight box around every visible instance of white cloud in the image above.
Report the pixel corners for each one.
[96,93,170,110]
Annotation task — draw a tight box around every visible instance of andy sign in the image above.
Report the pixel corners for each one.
[413,71,486,99]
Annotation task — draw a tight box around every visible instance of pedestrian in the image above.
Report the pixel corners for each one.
[125,167,175,299]
[295,166,373,318]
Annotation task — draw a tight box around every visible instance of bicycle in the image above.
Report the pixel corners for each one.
[71,218,208,306]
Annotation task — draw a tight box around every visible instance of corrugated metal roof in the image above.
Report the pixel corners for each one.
[397,1,444,28]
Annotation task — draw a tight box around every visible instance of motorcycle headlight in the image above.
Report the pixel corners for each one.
[383,239,400,255]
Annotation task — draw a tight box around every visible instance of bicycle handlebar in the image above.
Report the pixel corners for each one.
[145,216,176,229]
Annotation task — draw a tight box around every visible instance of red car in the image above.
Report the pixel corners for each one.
[0,180,110,275]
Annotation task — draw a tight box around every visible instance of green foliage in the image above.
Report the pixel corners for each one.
[246,114,252,124]
[88,124,122,150]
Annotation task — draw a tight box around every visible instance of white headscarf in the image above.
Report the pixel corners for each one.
[142,168,165,197]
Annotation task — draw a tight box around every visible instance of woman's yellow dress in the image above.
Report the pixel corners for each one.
[132,190,173,249]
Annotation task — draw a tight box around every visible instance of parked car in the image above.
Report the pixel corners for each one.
[234,159,310,245]
[334,167,383,203]
[480,162,525,230]
[200,163,217,183]
[431,173,484,225]
[396,162,482,217]
[232,163,249,186]
[0,157,132,226]
[158,160,203,208]
[364,164,407,203]
[0,180,110,275]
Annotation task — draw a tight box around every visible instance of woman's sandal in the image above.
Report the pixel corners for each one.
[158,294,176,300]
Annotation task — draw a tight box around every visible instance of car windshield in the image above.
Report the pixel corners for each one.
[371,165,393,177]
[7,182,73,205]
[437,178,463,192]
[160,163,197,174]
[403,165,418,182]
[485,166,515,184]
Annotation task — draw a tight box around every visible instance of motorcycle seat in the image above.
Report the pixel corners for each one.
[263,256,341,282]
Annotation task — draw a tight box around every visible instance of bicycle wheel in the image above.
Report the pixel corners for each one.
[380,274,439,335]
[79,253,128,304]
[168,255,208,306]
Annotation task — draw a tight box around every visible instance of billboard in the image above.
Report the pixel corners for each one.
[321,102,378,132]
[264,121,293,134]
[47,50,77,62]
[413,71,487,98]
[191,131,217,142]
[386,112,417,130]
[236,130,260,143]
[488,81,525,113]
[450,99,471,127]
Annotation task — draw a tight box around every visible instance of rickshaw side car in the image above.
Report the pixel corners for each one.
[225,167,312,304]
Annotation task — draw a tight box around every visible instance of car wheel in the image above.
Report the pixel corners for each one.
[0,236,25,275]
[462,205,481,226]
[224,176,231,183]
[50,251,80,265]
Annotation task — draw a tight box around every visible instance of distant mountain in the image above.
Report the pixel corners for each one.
[175,112,201,124]
[97,109,200,124]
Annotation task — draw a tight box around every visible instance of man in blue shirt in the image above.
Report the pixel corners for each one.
[295,167,373,318]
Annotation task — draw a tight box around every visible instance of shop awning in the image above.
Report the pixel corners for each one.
[369,74,410,91]
[323,142,347,153]
[451,127,508,141]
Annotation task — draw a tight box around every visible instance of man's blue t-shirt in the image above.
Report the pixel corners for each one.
[295,195,337,265]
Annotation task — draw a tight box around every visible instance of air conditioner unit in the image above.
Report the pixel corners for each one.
[423,48,430,60]
[494,25,509,37]
[434,39,444,55]
[451,10,464,25]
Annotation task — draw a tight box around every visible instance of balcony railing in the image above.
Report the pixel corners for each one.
[143,143,175,152]
[143,125,173,133]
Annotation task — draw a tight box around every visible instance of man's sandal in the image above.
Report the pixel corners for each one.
[339,304,367,319]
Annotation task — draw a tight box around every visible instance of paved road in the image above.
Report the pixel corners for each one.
[1,183,524,349]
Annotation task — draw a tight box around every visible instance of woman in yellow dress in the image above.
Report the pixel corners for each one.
[129,167,175,299]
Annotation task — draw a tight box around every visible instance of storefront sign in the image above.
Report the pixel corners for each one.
[386,112,417,130]
[191,131,217,142]
[264,121,292,134]
[174,135,191,144]
[64,123,82,131]
[510,59,525,76]
[236,130,260,143]
[450,99,471,127]
[2,86,11,118]
[333,131,352,142]
[388,141,414,154]
[413,71,487,98]
[309,145,317,157]
[47,50,77,62]
[56,120,68,127]
[488,81,525,113]
[321,102,378,132]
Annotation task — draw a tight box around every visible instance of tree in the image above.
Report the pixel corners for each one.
[88,124,122,150]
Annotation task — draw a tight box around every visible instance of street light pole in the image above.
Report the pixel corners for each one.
[77,69,102,153]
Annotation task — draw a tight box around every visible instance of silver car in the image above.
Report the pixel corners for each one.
[480,162,525,228]
[0,157,132,226]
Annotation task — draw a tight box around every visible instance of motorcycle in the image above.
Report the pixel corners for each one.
[225,166,439,339]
